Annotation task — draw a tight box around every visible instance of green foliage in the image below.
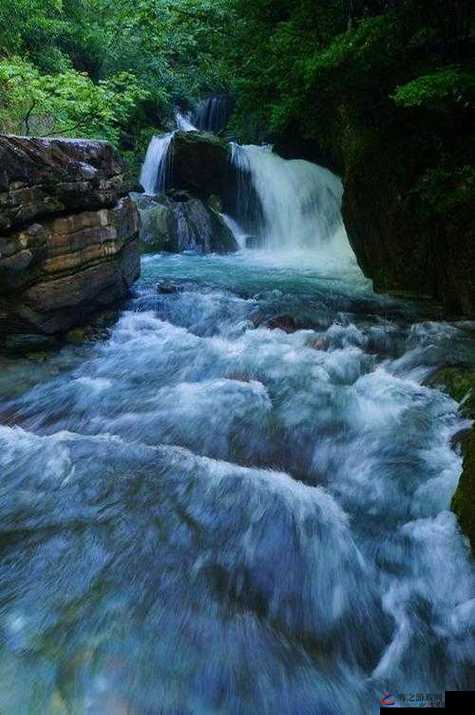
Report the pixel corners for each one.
[0,56,148,142]
[0,0,473,181]
[303,15,400,90]
[412,164,475,220]
[225,0,475,145]
[393,67,475,111]
[0,0,236,151]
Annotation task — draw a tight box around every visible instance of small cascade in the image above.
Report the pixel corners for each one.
[230,143,350,254]
[176,111,197,132]
[193,95,232,133]
[140,133,174,195]
[140,112,198,195]
[220,213,248,250]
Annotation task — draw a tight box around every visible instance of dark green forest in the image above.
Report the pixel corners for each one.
[1,2,473,149]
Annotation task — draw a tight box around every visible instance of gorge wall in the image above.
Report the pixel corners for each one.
[274,101,475,318]
[0,136,140,352]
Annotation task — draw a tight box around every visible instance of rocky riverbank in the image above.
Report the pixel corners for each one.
[0,136,140,352]
[427,365,475,554]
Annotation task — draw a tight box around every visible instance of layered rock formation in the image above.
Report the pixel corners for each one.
[0,136,140,351]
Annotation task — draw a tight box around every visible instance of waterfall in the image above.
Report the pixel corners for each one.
[140,112,198,195]
[176,111,197,132]
[220,213,248,250]
[230,144,351,254]
[193,95,232,133]
[140,133,174,195]
[140,108,353,262]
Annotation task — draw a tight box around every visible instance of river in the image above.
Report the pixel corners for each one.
[1,244,474,713]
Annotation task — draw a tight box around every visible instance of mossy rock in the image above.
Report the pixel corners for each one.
[433,367,475,553]
[426,366,475,553]
[426,366,475,418]
[452,429,475,554]
[65,327,90,346]
[135,191,238,254]
[169,131,231,199]
[139,199,179,253]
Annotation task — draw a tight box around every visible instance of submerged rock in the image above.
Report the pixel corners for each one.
[0,136,140,352]
[156,281,180,294]
[135,191,238,255]
[265,315,298,333]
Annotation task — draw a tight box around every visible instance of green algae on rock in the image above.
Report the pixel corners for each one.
[430,365,475,554]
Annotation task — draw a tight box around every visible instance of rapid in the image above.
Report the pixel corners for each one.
[0,115,474,714]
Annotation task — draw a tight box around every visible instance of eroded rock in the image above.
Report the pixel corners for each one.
[135,191,238,255]
[0,136,140,351]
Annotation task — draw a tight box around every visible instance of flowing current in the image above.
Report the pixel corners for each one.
[1,134,475,713]
[140,112,196,194]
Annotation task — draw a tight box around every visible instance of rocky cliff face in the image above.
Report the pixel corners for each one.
[275,103,475,317]
[340,127,475,316]
[0,136,140,351]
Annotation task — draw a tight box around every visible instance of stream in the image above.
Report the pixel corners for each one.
[0,118,475,713]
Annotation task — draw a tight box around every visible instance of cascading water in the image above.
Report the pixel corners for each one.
[1,97,474,714]
[230,143,352,257]
[175,110,197,132]
[139,111,197,194]
[193,94,232,133]
[139,133,174,194]
[140,121,355,264]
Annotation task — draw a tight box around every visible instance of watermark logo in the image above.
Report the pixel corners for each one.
[380,691,444,709]
[380,691,395,707]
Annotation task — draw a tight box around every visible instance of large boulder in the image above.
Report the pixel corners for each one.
[168,131,231,198]
[0,136,130,233]
[341,137,475,316]
[0,135,140,351]
[135,191,238,254]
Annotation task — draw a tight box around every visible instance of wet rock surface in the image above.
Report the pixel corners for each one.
[133,190,238,255]
[425,360,475,554]
[0,136,130,232]
[0,136,140,351]
[168,131,231,199]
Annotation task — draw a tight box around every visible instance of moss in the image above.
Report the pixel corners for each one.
[427,367,475,418]
[452,429,475,554]
[65,327,89,346]
[426,366,475,553]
